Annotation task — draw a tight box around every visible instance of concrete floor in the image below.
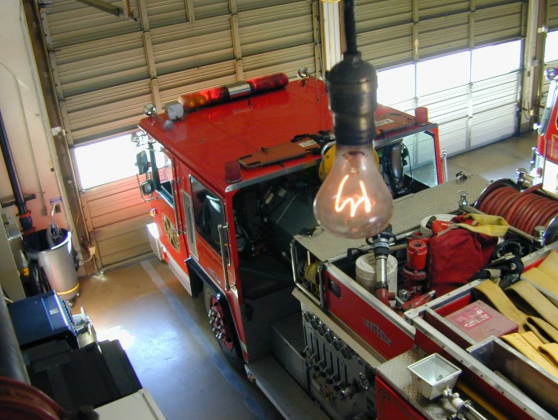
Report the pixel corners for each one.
[74,261,283,420]
[73,131,538,420]
[447,131,536,182]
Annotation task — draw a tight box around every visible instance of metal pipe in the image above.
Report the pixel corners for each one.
[0,294,29,384]
[375,255,388,289]
[0,109,32,231]
[463,205,536,242]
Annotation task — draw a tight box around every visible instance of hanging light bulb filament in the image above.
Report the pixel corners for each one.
[334,175,373,217]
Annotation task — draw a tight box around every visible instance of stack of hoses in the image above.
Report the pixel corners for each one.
[477,184,558,236]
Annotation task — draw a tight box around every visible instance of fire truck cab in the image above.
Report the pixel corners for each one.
[134,74,558,420]
[529,66,558,195]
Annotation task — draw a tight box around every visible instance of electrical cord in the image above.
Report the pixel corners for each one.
[343,0,358,54]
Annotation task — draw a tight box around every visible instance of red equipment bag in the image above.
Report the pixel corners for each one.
[427,215,506,295]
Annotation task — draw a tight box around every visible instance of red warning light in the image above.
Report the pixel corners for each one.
[178,86,229,111]
[246,73,289,93]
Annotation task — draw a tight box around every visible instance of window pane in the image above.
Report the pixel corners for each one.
[377,64,416,105]
[417,51,471,96]
[153,150,174,206]
[74,134,136,189]
[545,30,558,63]
[472,40,521,82]
[402,132,439,188]
[191,176,225,255]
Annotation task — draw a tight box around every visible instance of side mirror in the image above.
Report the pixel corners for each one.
[140,180,155,197]
[136,151,148,175]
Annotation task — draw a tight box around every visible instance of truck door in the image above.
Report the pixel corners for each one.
[148,147,192,292]
[187,174,234,294]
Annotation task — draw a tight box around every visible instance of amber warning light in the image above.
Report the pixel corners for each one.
[178,73,289,112]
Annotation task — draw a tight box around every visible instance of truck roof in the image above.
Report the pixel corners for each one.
[139,78,332,195]
[139,78,435,195]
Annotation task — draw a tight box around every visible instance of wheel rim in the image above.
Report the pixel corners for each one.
[207,296,234,351]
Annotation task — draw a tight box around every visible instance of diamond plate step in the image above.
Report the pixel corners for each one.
[296,175,489,262]
[246,355,326,420]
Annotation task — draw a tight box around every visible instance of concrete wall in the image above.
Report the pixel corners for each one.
[0,0,69,232]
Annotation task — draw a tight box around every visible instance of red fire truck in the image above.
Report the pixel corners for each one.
[135,73,558,420]
[527,66,558,194]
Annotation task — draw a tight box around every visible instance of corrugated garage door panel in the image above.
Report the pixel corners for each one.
[418,13,469,58]
[356,0,412,69]
[356,0,412,32]
[237,0,303,12]
[151,17,233,75]
[550,0,558,30]
[158,61,237,103]
[81,177,152,267]
[95,227,152,267]
[419,0,469,19]
[242,44,316,79]
[471,72,519,148]
[194,0,230,20]
[470,104,516,148]
[45,0,140,48]
[437,118,469,156]
[146,0,188,28]
[475,2,524,46]
[472,72,519,114]
[238,2,314,57]
[65,80,152,143]
[358,24,413,68]
[418,85,469,155]
[54,33,147,97]
[419,85,469,125]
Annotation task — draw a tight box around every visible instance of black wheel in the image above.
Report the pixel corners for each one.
[203,284,244,370]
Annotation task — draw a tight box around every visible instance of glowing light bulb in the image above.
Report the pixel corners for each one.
[314,143,393,238]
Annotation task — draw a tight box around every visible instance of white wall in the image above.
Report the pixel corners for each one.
[0,0,68,232]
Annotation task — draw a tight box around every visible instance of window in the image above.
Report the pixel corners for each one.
[402,131,439,188]
[191,176,226,255]
[472,40,521,82]
[74,134,138,189]
[545,31,558,63]
[377,64,416,106]
[417,51,471,96]
[151,147,174,206]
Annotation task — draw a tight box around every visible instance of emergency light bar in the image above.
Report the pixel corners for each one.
[178,73,289,111]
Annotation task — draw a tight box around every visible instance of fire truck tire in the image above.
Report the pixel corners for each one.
[203,284,244,370]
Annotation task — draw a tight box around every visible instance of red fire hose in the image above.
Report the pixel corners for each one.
[477,184,558,236]
[0,377,67,420]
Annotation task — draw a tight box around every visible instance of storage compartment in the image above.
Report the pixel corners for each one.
[469,337,558,417]
[407,353,461,400]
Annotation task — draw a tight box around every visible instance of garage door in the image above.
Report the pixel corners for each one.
[39,0,322,269]
[41,0,321,145]
[359,0,526,156]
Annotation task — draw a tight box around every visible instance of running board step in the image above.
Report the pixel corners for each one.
[246,355,326,420]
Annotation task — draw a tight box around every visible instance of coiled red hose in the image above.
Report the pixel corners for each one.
[477,184,558,236]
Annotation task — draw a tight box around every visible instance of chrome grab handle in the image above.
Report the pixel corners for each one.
[440,150,449,183]
[217,224,231,290]
[290,240,299,284]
